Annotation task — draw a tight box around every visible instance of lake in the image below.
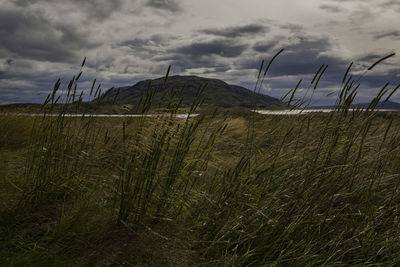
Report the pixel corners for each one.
[253,109,399,115]
[3,113,200,119]
[2,109,399,118]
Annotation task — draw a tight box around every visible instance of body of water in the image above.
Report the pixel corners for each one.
[2,109,399,118]
[2,113,200,119]
[253,109,399,115]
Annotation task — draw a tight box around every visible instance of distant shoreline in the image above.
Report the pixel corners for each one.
[0,113,200,119]
[254,109,400,115]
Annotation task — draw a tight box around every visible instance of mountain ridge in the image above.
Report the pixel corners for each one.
[96,75,283,109]
[311,100,400,110]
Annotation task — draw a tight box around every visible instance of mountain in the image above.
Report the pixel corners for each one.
[94,75,282,109]
[353,101,400,109]
[311,100,400,110]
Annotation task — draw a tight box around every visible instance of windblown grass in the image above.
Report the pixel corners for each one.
[1,54,400,265]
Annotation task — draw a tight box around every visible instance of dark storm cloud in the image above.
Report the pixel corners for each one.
[120,34,178,51]
[0,60,75,88]
[0,8,98,63]
[357,53,397,67]
[200,24,270,38]
[263,37,346,76]
[13,0,125,20]
[251,39,399,96]
[237,36,350,94]
[375,30,400,40]
[0,0,399,105]
[171,39,248,58]
[319,4,345,13]
[354,52,399,89]
[253,40,280,53]
[358,72,399,89]
[154,38,243,74]
[146,0,182,13]
[156,52,227,74]
[0,73,65,105]
[120,38,152,50]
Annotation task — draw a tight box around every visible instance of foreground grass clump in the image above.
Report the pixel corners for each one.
[1,55,400,265]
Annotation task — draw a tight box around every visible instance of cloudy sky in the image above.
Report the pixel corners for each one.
[0,0,399,105]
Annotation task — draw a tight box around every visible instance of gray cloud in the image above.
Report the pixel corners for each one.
[235,36,352,99]
[266,37,345,76]
[319,4,345,13]
[0,8,98,63]
[357,53,395,65]
[13,0,125,20]
[171,39,248,59]
[253,40,281,53]
[200,24,270,38]
[146,0,182,13]
[356,52,398,78]
[155,52,231,75]
[327,0,375,2]
[278,23,303,34]
[381,1,400,12]
[120,34,178,52]
[0,0,399,105]
[375,30,400,40]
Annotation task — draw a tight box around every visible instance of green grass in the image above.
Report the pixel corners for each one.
[1,55,400,266]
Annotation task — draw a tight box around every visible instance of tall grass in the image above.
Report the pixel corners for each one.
[1,53,400,265]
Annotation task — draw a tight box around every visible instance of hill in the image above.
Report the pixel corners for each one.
[93,75,282,109]
[311,100,400,110]
[353,100,400,109]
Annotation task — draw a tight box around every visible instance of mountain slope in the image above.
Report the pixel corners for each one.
[353,100,400,109]
[97,75,282,109]
[311,100,400,110]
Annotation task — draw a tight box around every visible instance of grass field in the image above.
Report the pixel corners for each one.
[1,56,400,265]
[1,106,400,266]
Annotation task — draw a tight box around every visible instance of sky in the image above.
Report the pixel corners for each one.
[0,0,399,105]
